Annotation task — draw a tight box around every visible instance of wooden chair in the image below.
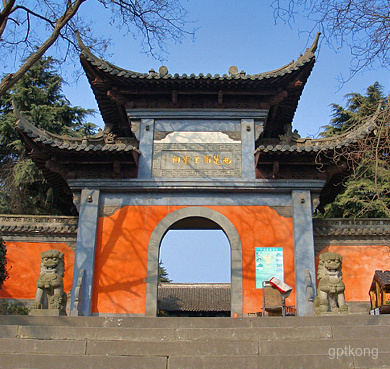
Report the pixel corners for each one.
[262,281,286,317]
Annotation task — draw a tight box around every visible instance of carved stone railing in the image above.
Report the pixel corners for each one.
[0,215,78,251]
[313,218,390,253]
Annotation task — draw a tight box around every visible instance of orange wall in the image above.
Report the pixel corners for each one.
[92,205,294,315]
[0,241,74,300]
[316,245,390,301]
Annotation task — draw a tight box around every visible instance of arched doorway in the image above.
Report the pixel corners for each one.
[145,207,243,317]
[159,227,231,283]
[158,220,231,316]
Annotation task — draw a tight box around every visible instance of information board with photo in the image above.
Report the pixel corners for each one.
[255,247,284,288]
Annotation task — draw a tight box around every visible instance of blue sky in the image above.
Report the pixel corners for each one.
[160,230,231,283]
[5,1,390,283]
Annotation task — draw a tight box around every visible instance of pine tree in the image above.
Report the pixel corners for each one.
[320,82,385,138]
[319,83,390,218]
[0,57,96,215]
[158,261,172,284]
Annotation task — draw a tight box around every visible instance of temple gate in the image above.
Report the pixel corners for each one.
[14,33,379,317]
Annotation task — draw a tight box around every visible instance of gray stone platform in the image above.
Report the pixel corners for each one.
[0,315,389,368]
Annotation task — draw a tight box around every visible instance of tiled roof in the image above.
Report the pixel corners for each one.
[15,104,139,155]
[313,218,390,238]
[78,33,320,138]
[254,108,380,213]
[158,283,231,312]
[0,215,78,251]
[370,271,390,291]
[313,218,390,253]
[0,215,78,234]
[255,108,378,155]
[80,41,318,84]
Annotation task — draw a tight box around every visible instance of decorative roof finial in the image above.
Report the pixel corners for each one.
[228,66,238,76]
[159,66,168,76]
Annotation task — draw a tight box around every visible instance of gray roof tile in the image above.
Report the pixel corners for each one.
[14,108,140,155]
[158,283,231,312]
[255,108,379,155]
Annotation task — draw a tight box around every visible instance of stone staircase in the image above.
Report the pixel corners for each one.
[1,315,390,368]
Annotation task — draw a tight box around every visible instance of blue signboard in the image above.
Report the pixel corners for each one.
[255,247,284,288]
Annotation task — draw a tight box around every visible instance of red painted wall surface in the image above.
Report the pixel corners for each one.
[0,242,74,299]
[92,205,295,315]
[317,245,390,301]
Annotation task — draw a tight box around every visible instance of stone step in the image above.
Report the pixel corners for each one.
[167,353,390,369]
[0,353,168,369]
[0,338,86,355]
[258,338,390,356]
[1,337,389,356]
[0,352,389,369]
[2,316,390,369]
[12,325,333,341]
[0,338,258,357]
[3,322,390,343]
[1,314,390,329]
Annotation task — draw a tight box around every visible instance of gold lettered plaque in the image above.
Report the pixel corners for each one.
[152,132,241,178]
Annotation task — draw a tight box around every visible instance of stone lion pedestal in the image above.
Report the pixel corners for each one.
[29,249,67,316]
[314,252,348,315]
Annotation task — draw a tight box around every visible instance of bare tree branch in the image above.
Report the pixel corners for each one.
[0,0,16,39]
[0,0,195,97]
[272,0,390,80]
[0,0,86,96]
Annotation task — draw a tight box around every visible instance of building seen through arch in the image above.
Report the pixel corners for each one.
[158,222,231,317]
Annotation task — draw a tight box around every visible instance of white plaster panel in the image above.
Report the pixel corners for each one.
[157,131,239,144]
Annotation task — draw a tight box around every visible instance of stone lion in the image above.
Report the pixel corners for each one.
[31,249,67,313]
[314,252,348,315]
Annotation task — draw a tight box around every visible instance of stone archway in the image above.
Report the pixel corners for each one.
[145,207,243,317]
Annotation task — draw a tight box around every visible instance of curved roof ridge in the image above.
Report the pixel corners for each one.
[254,101,379,154]
[252,32,320,79]
[309,31,321,54]
[76,31,145,77]
[13,102,140,152]
[77,31,321,80]
[300,102,380,146]
[13,101,75,142]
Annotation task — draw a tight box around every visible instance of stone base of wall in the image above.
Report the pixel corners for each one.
[346,301,371,315]
[1,295,73,316]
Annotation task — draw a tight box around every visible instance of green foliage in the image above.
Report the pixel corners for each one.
[0,300,29,315]
[158,260,171,284]
[322,164,390,218]
[0,237,8,289]
[0,57,97,215]
[320,82,385,138]
[320,82,390,218]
